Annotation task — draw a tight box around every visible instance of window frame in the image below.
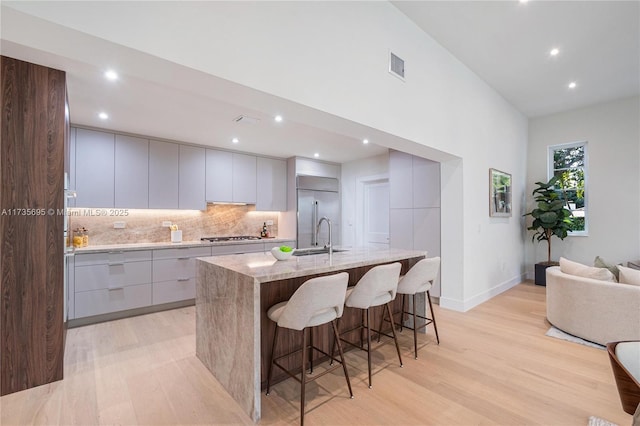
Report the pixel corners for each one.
[547,140,588,236]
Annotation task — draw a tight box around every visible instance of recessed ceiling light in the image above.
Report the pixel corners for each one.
[313,153,320,158]
[232,137,239,144]
[104,70,118,81]
[98,112,109,120]
[362,139,369,145]
[549,48,559,56]
[568,81,577,89]
[274,115,283,123]
[519,0,529,3]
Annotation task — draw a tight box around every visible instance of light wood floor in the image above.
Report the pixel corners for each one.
[0,283,630,425]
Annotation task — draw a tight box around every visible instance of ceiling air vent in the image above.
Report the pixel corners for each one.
[389,51,405,80]
[233,115,261,125]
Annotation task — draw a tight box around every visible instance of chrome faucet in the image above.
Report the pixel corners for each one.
[316,217,332,255]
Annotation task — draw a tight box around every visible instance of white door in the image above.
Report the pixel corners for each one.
[363,181,389,248]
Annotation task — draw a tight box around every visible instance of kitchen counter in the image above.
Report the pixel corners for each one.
[72,238,294,254]
[198,247,426,283]
[195,247,426,421]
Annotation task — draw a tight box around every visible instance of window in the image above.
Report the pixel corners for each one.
[548,141,587,235]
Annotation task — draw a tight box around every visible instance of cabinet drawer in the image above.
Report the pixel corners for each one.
[153,246,211,260]
[74,283,152,318]
[75,261,152,292]
[211,243,264,256]
[152,278,195,305]
[75,250,152,266]
[153,258,196,281]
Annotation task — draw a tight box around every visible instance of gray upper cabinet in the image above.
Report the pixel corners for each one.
[115,135,149,208]
[179,145,206,210]
[206,150,258,204]
[232,153,257,204]
[389,150,413,209]
[75,128,115,208]
[206,149,233,202]
[256,157,286,211]
[412,156,441,208]
[149,140,179,209]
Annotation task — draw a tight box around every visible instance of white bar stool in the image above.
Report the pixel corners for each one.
[384,257,440,359]
[333,262,403,389]
[265,272,353,425]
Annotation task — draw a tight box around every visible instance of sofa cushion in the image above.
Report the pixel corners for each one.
[618,265,640,286]
[559,257,617,282]
[594,256,620,281]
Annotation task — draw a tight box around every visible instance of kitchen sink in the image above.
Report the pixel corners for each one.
[292,247,348,257]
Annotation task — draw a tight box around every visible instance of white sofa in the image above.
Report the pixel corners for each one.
[546,266,640,346]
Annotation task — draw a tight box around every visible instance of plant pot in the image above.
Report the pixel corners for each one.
[534,261,559,286]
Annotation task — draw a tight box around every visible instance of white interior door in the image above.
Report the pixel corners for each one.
[363,181,389,248]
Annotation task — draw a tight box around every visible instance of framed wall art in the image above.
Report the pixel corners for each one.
[490,168,512,217]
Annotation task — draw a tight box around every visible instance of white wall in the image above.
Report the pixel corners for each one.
[526,96,640,275]
[341,153,390,248]
[5,1,529,310]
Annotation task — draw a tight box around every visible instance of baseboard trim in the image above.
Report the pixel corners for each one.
[440,273,525,312]
[68,299,195,328]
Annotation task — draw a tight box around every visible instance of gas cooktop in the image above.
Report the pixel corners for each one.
[200,236,262,242]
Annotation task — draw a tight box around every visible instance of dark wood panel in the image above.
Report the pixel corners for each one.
[260,257,422,387]
[0,56,66,395]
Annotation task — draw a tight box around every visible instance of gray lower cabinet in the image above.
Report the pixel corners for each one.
[73,250,153,319]
[152,246,211,305]
[72,242,294,322]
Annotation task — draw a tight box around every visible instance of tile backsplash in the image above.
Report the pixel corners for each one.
[68,204,279,245]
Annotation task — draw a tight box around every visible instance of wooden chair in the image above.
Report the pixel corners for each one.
[606,341,640,415]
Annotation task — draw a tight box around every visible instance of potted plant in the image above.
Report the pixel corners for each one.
[524,176,574,285]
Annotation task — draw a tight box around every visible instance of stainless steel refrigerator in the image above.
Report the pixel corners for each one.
[296,175,340,249]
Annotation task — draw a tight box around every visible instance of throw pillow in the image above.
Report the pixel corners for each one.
[594,256,620,281]
[618,265,640,286]
[559,257,617,282]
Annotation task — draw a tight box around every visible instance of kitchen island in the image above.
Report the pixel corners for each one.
[195,247,426,421]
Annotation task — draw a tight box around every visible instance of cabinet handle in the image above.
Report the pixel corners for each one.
[177,257,190,260]
[108,263,124,266]
[108,251,124,255]
[177,278,190,282]
[107,287,124,291]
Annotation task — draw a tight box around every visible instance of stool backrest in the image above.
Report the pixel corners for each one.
[278,272,349,330]
[346,263,401,309]
[399,257,441,294]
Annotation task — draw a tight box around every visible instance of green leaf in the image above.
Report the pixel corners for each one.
[540,211,557,224]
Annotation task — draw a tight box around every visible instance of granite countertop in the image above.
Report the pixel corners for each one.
[198,247,427,283]
[73,237,295,254]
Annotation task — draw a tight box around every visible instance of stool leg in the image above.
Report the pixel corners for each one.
[427,290,440,344]
[386,302,403,367]
[412,294,418,359]
[329,318,340,366]
[366,308,372,388]
[331,320,353,398]
[266,325,280,396]
[360,309,366,349]
[377,303,386,343]
[300,328,308,425]
[400,294,406,332]
[309,328,314,374]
